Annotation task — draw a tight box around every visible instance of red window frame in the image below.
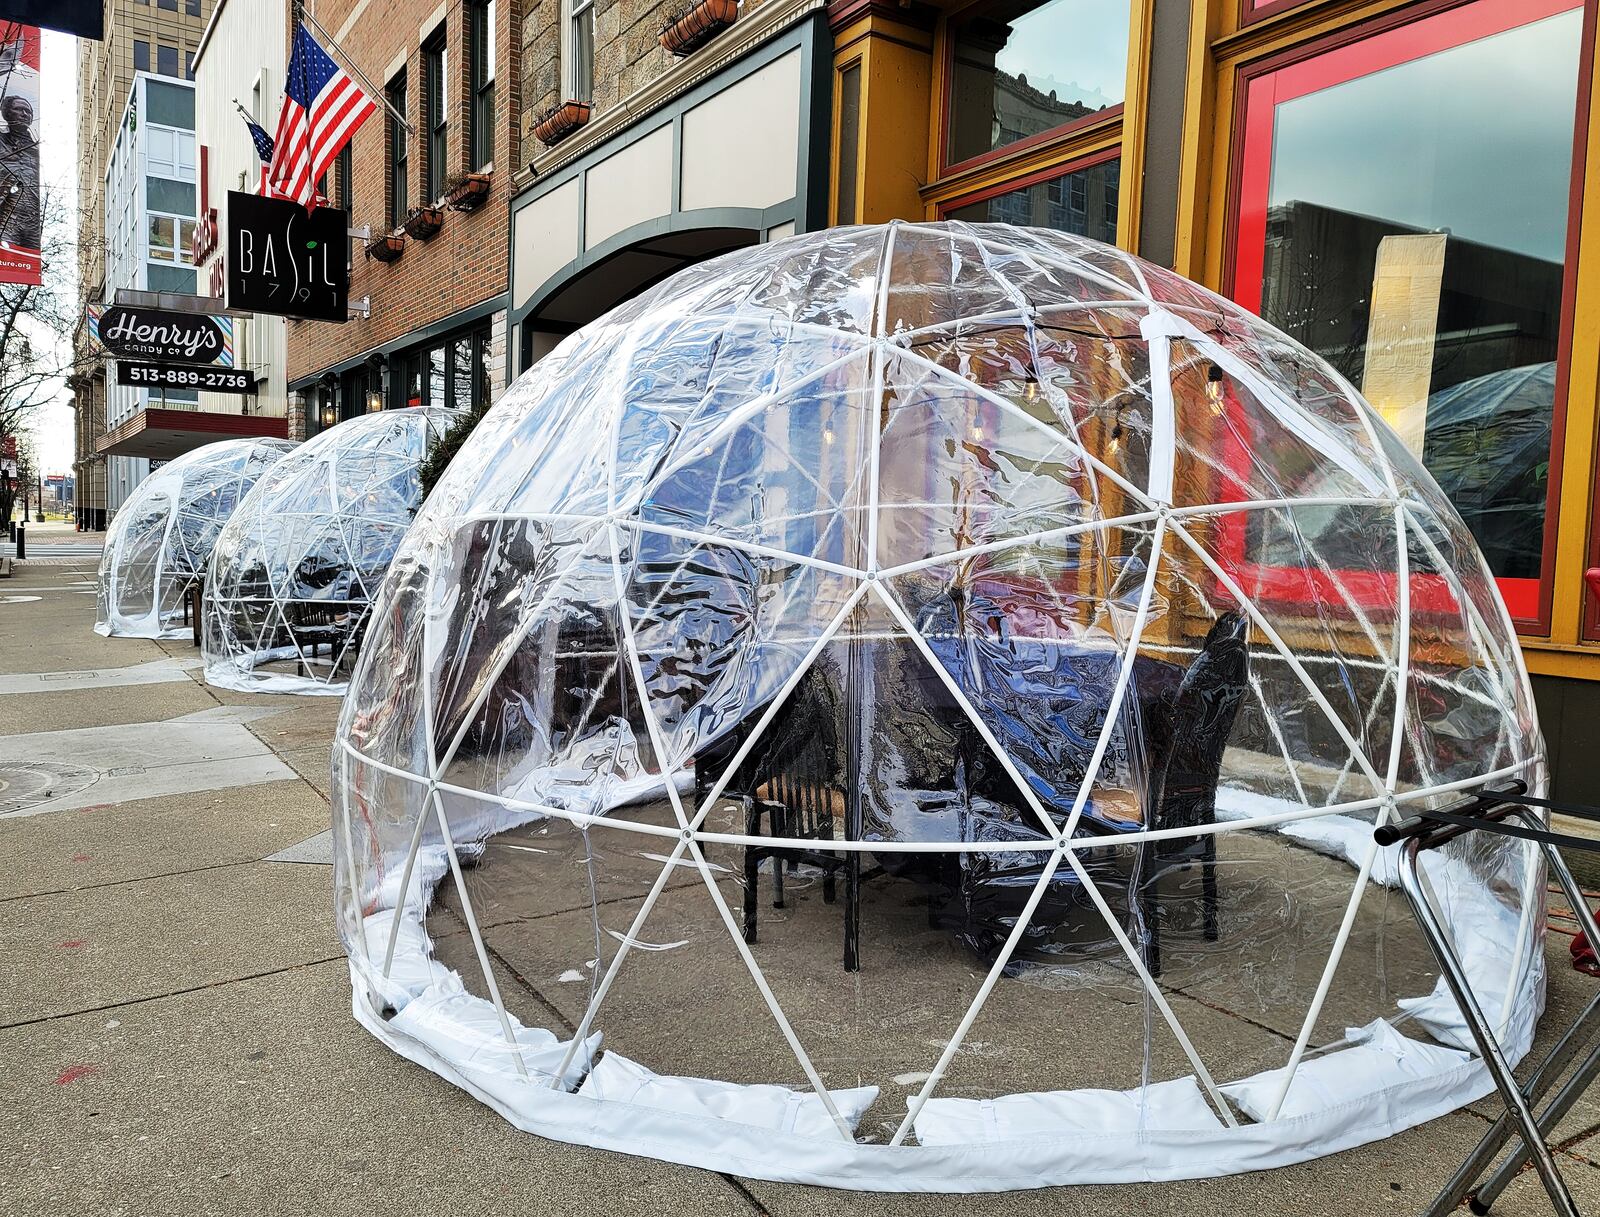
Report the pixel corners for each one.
[937,0,1128,178]
[1239,0,1318,26]
[1227,0,1591,633]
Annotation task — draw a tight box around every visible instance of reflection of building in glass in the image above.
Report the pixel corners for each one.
[949,157,1119,242]
[1259,200,1562,579]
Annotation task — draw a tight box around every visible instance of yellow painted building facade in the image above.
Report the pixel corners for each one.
[830,0,1600,794]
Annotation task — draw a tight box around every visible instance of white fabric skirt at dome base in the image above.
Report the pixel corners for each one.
[339,774,1544,1191]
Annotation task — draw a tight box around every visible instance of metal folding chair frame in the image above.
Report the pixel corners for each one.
[1378,783,1600,1217]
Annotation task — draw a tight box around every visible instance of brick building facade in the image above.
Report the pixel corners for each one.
[285,0,521,435]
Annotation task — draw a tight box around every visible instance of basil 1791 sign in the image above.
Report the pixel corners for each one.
[226,190,349,322]
[88,304,234,366]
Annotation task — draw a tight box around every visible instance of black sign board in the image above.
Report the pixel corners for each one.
[117,362,256,394]
[93,305,233,366]
[226,191,349,322]
[4,2,102,41]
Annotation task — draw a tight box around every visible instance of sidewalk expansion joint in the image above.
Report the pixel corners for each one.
[0,954,347,1032]
[0,856,277,905]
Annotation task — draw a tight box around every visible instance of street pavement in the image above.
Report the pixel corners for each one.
[3,522,1600,1215]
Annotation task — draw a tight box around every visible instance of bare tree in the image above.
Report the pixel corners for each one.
[0,184,95,528]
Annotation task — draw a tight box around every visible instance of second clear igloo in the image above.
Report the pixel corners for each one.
[201,407,456,694]
[95,437,295,639]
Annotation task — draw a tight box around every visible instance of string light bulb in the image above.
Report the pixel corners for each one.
[1205,365,1226,416]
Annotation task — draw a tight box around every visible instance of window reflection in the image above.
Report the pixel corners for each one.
[1252,6,1580,582]
[946,0,1128,166]
[947,157,1119,242]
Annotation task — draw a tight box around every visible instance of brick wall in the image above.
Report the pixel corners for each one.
[521,0,770,140]
[285,0,523,382]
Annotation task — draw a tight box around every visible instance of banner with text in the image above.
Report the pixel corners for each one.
[0,23,42,286]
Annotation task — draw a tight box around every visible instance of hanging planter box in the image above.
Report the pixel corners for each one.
[444,172,493,212]
[403,206,445,240]
[659,0,738,56]
[533,100,591,147]
[365,232,406,263]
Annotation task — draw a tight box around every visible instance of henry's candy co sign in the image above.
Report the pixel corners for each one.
[87,304,234,367]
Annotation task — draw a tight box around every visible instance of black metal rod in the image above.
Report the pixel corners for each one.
[1397,837,1580,1216]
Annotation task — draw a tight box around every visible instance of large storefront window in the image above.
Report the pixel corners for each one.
[944,0,1127,169]
[945,153,1118,242]
[390,323,494,411]
[1231,0,1583,624]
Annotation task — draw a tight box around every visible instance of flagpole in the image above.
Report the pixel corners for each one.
[297,6,415,134]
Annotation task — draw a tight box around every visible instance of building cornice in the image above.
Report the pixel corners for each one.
[512,0,825,194]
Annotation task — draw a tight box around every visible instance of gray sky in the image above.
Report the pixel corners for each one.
[30,28,78,475]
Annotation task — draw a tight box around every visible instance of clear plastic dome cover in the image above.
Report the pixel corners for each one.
[201,407,456,695]
[95,437,296,639]
[332,223,1545,1191]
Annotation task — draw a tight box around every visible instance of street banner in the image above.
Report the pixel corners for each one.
[87,304,236,367]
[116,362,256,394]
[0,23,42,287]
[226,190,349,322]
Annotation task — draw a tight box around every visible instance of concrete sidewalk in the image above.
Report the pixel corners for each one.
[2,548,1598,1216]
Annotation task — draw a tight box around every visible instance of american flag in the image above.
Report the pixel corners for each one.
[267,22,377,210]
[236,107,280,198]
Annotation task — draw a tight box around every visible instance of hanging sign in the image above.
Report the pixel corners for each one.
[87,304,235,366]
[0,24,43,285]
[226,190,349,322]
[116,362,255,394]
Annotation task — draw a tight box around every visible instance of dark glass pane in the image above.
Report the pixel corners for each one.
[429,345,446,410]
[134,41,150,73]
[450,336,474,411]
[387,74,408,226]
[475,326,492,405]
[157,44,179,78]
[158,0,176,10]
[946,156,1119,243]
[425,35,446,200]
[572,5,594,104]
[1253,8,1581,580]
[946,0,1128,165]
[146,80,194,126]
[835,64,861,224]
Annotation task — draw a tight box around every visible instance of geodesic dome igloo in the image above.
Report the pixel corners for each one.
[95,437,296,639]
[332,222,1546,1191]
[201,407,457,695]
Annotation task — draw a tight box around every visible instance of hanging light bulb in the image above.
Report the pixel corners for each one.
[822,424,835,446]
[1205,365,1226,417]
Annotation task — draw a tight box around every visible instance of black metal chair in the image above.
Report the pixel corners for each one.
[1137,611,1250,976]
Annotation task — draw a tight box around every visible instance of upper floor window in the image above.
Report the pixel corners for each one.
[944,0,1128,168]
[186,0,201,13]
[158,0,176,10]
[157,44,179,78]
[148,213,197,265]
[146,125,196,181]
[423,29,448,202]
[387,71,408,227]
[469,0,496,169]
[134,41,149,73]
[566,0,594,104]
[335,142,353,213]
